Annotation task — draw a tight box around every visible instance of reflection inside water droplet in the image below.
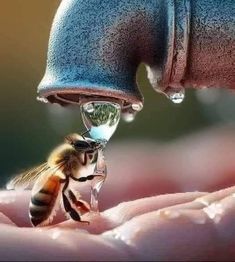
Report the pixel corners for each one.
[81,101,121,142]
[83,103,95,113]
[164,88,185,104]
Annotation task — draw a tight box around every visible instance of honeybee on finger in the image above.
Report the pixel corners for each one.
[6,133,106,227]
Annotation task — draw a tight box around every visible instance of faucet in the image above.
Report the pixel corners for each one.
[38,0,234,114]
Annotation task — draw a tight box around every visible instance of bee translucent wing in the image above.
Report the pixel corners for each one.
[6,163,49,190]
[31,164,65,195]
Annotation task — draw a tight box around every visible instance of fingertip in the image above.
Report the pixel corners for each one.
[104,208,219,261]
[104,192,207,226]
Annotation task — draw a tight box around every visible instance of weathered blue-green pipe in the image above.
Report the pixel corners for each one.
[38,0,234,112]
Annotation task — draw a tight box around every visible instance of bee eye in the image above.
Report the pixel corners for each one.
[73,140,90,151]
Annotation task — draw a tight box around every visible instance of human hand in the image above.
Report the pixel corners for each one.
[1,126,235,261]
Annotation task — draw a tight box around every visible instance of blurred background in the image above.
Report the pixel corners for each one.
[0,0,234,186]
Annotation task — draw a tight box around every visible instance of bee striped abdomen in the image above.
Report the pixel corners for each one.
[29,175,61,227]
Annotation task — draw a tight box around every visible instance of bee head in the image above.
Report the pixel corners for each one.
[65,133,103,153]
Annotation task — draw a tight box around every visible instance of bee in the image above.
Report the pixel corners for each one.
[6,133,106,227]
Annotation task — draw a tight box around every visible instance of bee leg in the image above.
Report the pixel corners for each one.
[86,174,104,180]
[64,194,90,225]
[82,152,88,166]
[62,182,89,225]
[69,207,89,224]
[62,179,72,213]
[68,189,90,215]
[70,174,105,182]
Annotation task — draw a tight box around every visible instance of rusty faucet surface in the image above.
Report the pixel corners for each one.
[38,0,235,112]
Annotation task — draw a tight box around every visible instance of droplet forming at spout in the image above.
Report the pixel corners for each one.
[81,102,121,142]
[164,88,185,104]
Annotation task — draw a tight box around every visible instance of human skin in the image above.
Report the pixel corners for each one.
[1,126,235,261]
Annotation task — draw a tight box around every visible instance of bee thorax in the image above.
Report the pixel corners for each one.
[47,144,76,167]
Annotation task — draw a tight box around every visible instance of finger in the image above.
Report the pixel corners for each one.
[52,191,206,234]
[103,203,234,261]
[0,189,206,229]
[158,185,235,213]
[0,192,213,261]
[1,192,234,262]
[0,224,132,261]
[1,189,235,261]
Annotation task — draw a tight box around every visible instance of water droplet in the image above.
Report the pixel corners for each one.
[90,149,107,212]
[132,103,143,112]
[203,202,224,223]
[50,229,62,240]
[81,101,121,142]
[37,96,48,104]
[122,112,136,123]
[165,88,185,104]
[158,210,181,219]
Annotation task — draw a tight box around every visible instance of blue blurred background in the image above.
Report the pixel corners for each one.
[0,0,234,186]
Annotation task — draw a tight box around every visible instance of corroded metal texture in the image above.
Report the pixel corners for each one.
[38,0,235,110]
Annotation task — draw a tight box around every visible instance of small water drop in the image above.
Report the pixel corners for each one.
[81,101,121,142]
[90,149,107,212]
[203,202,224,223]
[132,103,143,112]
[165,88,185,104]
[37,96,49,104]
[50,229,62,240]
[122,112,136,123]
[158,210,181,219]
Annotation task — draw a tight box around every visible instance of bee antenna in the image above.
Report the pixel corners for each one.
[65,135,73,144]
[81,129,90,140]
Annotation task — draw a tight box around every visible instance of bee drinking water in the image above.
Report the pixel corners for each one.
[6,134,107,227]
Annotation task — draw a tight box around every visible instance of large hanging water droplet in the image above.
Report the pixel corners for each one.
[165,88,185,104]
[90,149,107,212]
[81,101,121,142]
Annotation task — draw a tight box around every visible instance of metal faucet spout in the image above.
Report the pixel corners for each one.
[38,0,235,111]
